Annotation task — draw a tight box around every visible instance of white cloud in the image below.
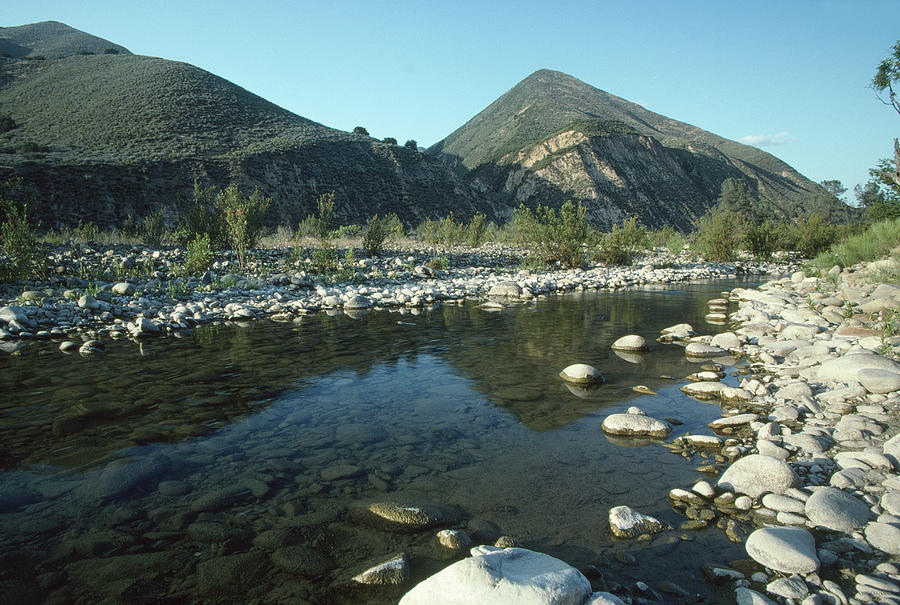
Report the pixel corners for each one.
[738,131,796,147]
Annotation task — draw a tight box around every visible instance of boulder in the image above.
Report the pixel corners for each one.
[865,522,900,555]
[710,332,741,350]
[344,295,372,310]
[680,381,725,400]
[717,454,798,498]
[611,335,648,352]
[608,505,668,538]
[353,553,410,585]
[817,353,900,384]
[685,342,727,357]
[559,364,603,386]
[488,281,522,297]
[857,368,900,394]
[365,502,455,532]
[804,486,872,532]
[601,413,670,439]
[745,527,819,574]
[398,546,591,605]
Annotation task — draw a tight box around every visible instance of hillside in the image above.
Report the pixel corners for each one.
[430,69,831,230]
[0,21,131,59]
[0,23,481,229]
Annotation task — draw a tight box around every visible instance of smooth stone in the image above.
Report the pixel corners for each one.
[398,546,592,605]
[344,295,372,309]
[882,492,900,516]
[558,363,604,385]
[818,353,900,384]
[735,587,777,605]
[865,522,900,555]
[762,493,806,514]
[680,381,726,399]
[608,505,668,538]
[766,576,808,600]
[367,502,452,531]
[612,334,648,352]
[111,282,135,296]
[829,468,868,490]
[711,332,742,350]
[718,454,798,498]
[756,440,790,460]
[685,342,727,357]
[487,281,522,297]
[745,526,819,574]
[804,487,872,532]
[353,553,410,585]
[601,413,670,439]
[584,593,626,605]
[708,413,759,430]
[858,368,900,394]
[436,529,472,550]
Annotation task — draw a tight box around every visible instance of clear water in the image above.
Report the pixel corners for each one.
[0,279,763,604]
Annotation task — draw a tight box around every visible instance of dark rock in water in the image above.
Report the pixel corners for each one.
[253,528,304,551]
[196,551,268,595]
[352,553,410,585]
[186,522,253,546]
[270,545,335,578]
[357,501,460,532]
[79,455,170,502]
[0,485,40,512]
[65,550,195,591]
[189,485,251,512]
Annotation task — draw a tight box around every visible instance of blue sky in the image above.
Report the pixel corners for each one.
[5,0,898,200]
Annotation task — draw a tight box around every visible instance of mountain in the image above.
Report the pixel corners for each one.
[0,22,480,230]
[0,21,131,59]
[430,69,831,230]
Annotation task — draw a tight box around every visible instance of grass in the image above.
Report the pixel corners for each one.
[808,217,900,272]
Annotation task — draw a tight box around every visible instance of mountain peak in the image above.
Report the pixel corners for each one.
[0,21,131,59]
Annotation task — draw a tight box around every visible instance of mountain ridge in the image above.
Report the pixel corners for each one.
[430,69,828,230]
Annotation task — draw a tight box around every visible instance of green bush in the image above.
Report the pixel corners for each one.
[597,217,647,265]
[809,217,900,271]
[314,192,335,242]
[792,214,836,258]
[513,201,594,268]
[467,213,488,248]
[216,185,271,269]
[141,209,166,248]
[183,232,213,274]
[744,219,780,259]
[691,208,742,261]
[0,198,39,281]
[177,180,225,248]
[0,116,14,133]
[362,213,400,256]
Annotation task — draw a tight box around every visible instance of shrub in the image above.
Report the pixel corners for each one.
[216,185,271,269]
[743,220,780,259]
[404,139,418,150]
[183,232,213,274]
[0,116,14,133]
[383,137,397,145]
[141,210,166,248]
[353,126,369,136]
[314,192,335,242]
[691,208,742,261]
[597,217,647,265]
[178,180,224,248]
[0,198,39,281]
[468,213,488,248]
[809,217,900,271]
[362,213,400,256]
[792,214,836,258]
[513,201,594,268]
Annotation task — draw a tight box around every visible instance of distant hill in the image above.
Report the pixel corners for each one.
[0,21,131,59]
[430,69,836,230]
[0,22,480,230]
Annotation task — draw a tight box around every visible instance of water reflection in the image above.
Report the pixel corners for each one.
[0,279,762,604]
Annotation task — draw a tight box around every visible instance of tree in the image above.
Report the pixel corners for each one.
[872,41,900,190]
[717,177,756,219]
[820,179,847,202]
[352,126,369,136]
[404,139,418,150]
[383,137,397,145]
[872,40,900,116]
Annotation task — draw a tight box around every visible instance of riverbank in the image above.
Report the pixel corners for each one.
[0,242,795,351]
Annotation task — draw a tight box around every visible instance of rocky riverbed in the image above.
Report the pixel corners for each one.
[0,242,791,350]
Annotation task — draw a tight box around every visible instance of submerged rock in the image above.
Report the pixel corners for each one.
[353,553,410,585]
[399,546,591,605]
[365,501,456,532]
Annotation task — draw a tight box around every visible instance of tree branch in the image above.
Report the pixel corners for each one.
[882,137,900,189]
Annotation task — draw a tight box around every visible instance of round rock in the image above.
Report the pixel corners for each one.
[601,413,670,439]
[745,526,819,574]
[865,522,900,555]
[717,454,798,498]
[611,335,648,352]
[608,505,668,538]
[398,546,591,605]
[804,486,872,532]
[559,364,603,386]
[857,368,900,394]
[685,342,727,358]
[817,353,900,384]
